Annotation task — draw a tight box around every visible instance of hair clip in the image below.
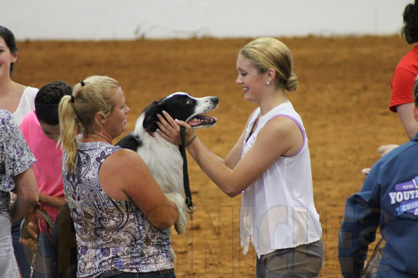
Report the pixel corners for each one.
[70,95,75,103]
[80,81,85,86]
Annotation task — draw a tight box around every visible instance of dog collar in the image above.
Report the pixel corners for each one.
[145,129,156,138]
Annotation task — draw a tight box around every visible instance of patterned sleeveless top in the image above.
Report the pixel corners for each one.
[0,110,36,216]
[62,141,173,278]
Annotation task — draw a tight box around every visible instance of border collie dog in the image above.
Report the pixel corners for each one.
[116,92,218,261]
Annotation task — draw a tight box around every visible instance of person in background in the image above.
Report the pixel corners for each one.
[361,1,418,176]
[0,25,38,123]
[389,0,418,139]
[376,0,418,158]
[157,37,323,278]
[0,110,39,278]
[338,75,418,278]
[19,81,73,278]
[58,75,180,278]
[0,25,39,277]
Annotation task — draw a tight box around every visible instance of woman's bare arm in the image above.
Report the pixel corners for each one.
[11,168,39,223]
[100,149,179,229]
[158,112,303,197]
[397,103,418,139]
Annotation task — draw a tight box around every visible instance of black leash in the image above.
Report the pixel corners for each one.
[179,126,195,218]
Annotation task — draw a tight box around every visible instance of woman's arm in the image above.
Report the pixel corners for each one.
[39,194,66,209]
[10,167,40,223]
[224,119,250,169]
[158,112,303,197]
[396,102,418,139]
[157,110,249,170]
[100,149,179,229]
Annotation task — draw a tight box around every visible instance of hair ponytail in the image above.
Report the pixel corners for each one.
[58,75,120,173]
[58,95,79,173]
[401,2,418,44]
[284,72,298,92]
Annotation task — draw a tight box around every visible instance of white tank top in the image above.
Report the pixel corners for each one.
[240,101,322,257]
[13,86,37,125]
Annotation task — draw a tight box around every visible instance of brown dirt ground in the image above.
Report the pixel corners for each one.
[14,36,412,278]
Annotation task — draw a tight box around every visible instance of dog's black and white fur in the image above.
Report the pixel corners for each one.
[116,92,218,261]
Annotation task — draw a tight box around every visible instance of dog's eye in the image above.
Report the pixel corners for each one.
[186,99,193,105]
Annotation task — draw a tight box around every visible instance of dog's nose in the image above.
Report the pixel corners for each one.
[210,97,219,105]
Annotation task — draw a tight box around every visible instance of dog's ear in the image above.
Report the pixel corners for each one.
[142,101,163,132]
[115,133,143,150]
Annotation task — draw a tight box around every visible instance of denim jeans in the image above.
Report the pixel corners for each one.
[33,231,54,278]
[99,269,176,278]
[12,218,31,278]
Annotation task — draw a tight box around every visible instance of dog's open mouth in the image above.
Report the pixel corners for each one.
[187,115,217,128]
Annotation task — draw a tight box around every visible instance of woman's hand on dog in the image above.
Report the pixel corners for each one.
[157,111,195,145]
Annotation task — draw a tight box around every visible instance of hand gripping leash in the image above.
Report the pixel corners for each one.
[20,204,54,278]
[179,126,196,219]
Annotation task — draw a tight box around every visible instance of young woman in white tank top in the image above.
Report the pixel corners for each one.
[158,37,323,278]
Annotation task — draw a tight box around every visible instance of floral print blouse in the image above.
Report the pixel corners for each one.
[62,141,173,278]
[0,110,36,216]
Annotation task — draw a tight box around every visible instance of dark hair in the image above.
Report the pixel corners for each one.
[35,81,73,126]
[401,1,418,44]
[0,26,18,74]
[414,75,418,107]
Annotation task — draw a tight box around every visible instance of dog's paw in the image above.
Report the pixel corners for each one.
[175,210,187,235]
[165,193,187,235]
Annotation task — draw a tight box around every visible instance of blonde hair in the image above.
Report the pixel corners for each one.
[58,75,120,173]
[240,37,298,92]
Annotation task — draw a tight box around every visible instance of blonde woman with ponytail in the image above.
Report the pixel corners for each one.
[58,75,180,278]
[158,37,323,278]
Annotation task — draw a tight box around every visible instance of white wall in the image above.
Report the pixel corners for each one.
[2,0,413,40]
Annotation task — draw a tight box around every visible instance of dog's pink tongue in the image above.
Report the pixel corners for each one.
[188,115,217,127]
[188,119,202,126]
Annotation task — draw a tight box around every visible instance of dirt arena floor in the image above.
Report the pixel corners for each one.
[14,35,412,277]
